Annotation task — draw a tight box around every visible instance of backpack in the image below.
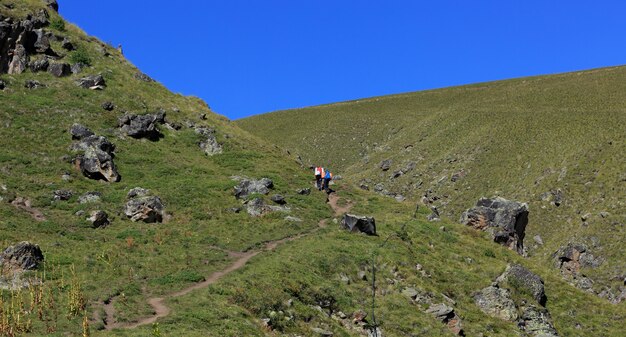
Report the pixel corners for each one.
[325,171,332,179]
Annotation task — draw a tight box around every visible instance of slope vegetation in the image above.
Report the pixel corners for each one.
[238,68,626,302]
[0,1,624,336]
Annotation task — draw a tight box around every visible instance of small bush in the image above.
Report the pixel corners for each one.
[68,47,92,66]
[484,248,496,258]
[50,18,66,31]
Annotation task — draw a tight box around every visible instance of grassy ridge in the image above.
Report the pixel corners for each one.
[237,66,626,298]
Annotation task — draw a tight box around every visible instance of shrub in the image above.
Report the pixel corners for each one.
[50,18,66,31]
[68,47,92,66]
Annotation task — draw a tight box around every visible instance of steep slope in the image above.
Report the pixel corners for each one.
[0,1,624,337]
[238,67,626,301]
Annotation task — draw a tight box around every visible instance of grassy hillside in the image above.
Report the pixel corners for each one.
[238,68,626,301]
[0,1,624,336]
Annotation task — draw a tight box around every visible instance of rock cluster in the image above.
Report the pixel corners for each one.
[340,214,377,236]
[553,243,602,292]
[195,127,223,155]
[474,264,559,336]
[0,242,44,272]
[76,74,106,89]
[460,197,528,255]
[233,178,273,199]
[118,112,165,140]
[425,303,464,335]
[70,124,120,182]
[124,187,164,223]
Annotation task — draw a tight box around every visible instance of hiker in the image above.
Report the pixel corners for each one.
[323,169,333,193]
[314,166,324,190]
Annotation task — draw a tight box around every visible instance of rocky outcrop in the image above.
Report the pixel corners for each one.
[0,242,44,272]
[8,44,28,74]
[425,303,464,336]
[519,306,559,337]
[70,124,120,182]
[124,188,164,223]
[460,197,528,255]
[76,74,106,89]
[48,62,70,77]
[87,210,110,228]
[341,214,377,236]
[553,243,601,292]
[29,57,49,72]
[24,79,44,89]
[474,285,518,321]
[118,112,165,140]
[496,264,546,306]
[475,264,559,336]
[234,178,273,199]
[195,127,223,155]
[271,194,286,205]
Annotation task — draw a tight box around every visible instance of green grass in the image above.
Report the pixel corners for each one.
[0,2,624,336]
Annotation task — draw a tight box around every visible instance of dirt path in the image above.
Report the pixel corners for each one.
[104,191,352,330]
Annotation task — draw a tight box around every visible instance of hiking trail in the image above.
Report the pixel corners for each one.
[103,192,353,330]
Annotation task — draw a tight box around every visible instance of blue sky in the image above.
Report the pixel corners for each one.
[60,1,626,119]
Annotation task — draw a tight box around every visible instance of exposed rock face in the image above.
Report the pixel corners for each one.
[8,44,28,74]
[70,126,120,182]
[474,285,518,321]
[118,112,165,139]
[87,210,110,228]
[124,188,164,223]
[0,242,44,272]
[29,57,49,72]
[496,264,546,306]
[553,243,601,291]
[425,303,464,336]
[134,72,154,82]
[48,62,70,77]
[76,74,105,89]
[341,214,377,236]
[519,306,559,337]
[195,127,223,155]
[32,28,51,54]
[234,178,273,199]
[460,197,528,254]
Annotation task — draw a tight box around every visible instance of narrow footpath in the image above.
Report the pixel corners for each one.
[103,192,353,330]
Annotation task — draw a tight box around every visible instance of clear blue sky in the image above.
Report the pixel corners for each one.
[60,1,626,119]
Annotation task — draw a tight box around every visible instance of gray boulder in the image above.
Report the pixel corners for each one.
[118,112,165,140]
[124,189,164,223]
[0,79,5,90]
[244,197,268,216]
[474,285,518,321]
[29,58,49,72]
[427,206,440,221]
[70,123,94,140]
[195,127,223,155]
[127,187,150,199]
[48,62,70,77]
[76,74,105,89]
[497,264,546,306]
[0,242,44,272]
[425,303,464,336]
[460,197,529,254]
[380,159,392,171]
[297,188,311,195]
[78,191,101,204]
[87,210,109,228]
[101,101,114,111]
[341,214,377,236]
[70,62,85,74]
[53,189,72,201]
[234,178,273,199]
[32,29,51,54]
[519,306,559,337]
[271,194,286,205]
[71,134,120,182]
